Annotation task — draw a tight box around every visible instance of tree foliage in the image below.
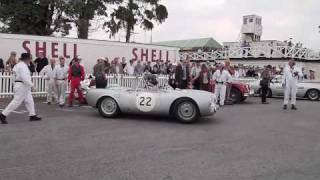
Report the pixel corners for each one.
[64,0,121,39]
[106,0,168,42]
[0,0,71,36]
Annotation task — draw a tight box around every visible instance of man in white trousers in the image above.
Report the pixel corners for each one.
[212,64,232,106]
[0,53,41,124]
[282,59,303,110]
[54,56,69,107]
[40,58,57,104]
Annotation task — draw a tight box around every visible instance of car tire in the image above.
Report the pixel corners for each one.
[306,89,320,101]
[97,97,120,118]
[173,98,199,123]
[230,88,242,104]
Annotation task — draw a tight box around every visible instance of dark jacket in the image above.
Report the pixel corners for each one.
[175,64,190,84]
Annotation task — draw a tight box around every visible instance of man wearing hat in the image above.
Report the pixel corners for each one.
[68,57,85,107]
[0,53,42,124]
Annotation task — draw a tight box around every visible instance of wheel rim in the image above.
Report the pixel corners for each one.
[101,98,117,115]
[308,90,319,100]
[178,102,195,120]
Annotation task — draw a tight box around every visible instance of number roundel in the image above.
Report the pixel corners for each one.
[136,93,156,112]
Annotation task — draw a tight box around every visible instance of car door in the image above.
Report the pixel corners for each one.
[271,77,284,96]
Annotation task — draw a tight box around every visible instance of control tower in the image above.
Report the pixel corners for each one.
[241,15,263,43]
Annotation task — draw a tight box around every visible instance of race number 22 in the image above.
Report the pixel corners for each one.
[136,93,156,112]
[139,97,152,106]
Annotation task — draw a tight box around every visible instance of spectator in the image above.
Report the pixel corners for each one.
[309,70,315,80]
[134,60,145,75]
[168,63,176,89]
[144,61,152,73]
[260,65,272,104]
[34,52,48,73]
[0,57,4,72]
[104,57,111,74]
[124,59,135,75]
[153,60,161,74]
[110,57,124,74]
[233,66,240,79]
[29,60,36,73]
[198,64,210,91]
[40,58,58,104]
[121,57,127,69]
[6,51,18,72]
[93,58,107,88]
[175,59,190,89]
[191,62,201,90]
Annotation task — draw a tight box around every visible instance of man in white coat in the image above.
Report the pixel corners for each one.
[212,64,232,106]
[0,53,41,124]
[40,58,57,104]
[282,59,303,110]
[54,56,69,107]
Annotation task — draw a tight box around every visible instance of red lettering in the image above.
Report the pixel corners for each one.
[132,48,138,61]
[141,49,148,61]
[51,42,58,58]
[151,49,157,62]
[22,41,31,54]
[36,41,46,57]
[73,44,78,58]
[159,50,163,61]
[166,51,169,62]
[63,43,70,58]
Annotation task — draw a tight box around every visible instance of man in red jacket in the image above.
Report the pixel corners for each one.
[68,57,85,107]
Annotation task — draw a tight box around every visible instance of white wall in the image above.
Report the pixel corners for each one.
[0,33,180,73]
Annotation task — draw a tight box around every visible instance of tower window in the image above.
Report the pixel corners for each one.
[249,18,253,23]
[243,18,247,24]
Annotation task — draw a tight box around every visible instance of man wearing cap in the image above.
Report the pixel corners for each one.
[40,58,58,104]
[68,57,85,107]
[0,53,41,124]
[54,56,69,107]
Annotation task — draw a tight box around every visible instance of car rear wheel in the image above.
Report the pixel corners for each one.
[98,97,120,118]
[306,89,320,101]
[173,99,199,123]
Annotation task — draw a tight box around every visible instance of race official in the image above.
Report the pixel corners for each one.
[282,59,303,110]
[212,64,232,106]
[40,58,58,104]
[68,57,85,107]
[54,56,69,107]
[0,53,41,124]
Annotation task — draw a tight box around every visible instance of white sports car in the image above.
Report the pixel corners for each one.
[85,74,219,123]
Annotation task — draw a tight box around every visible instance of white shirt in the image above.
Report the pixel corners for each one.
[212,69,232,83]
[12,62,33,87]
[191,66,201,77]
[124,63,135,75]
[54,65,69,80]
[282,65,303,85]
[40,64,56,81]
[233,70,240,79]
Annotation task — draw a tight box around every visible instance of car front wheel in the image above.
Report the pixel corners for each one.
[307,89,320,101]
[98,97,120,118]
[173,99,199,123]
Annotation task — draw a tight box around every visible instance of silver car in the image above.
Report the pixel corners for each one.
[248,76,320,101]
[86,74,219,123]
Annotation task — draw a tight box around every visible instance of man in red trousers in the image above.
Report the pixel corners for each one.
[68,57,85,107]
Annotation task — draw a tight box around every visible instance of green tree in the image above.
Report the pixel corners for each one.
[65,0,121,39]
[106,0,168,42]
[0,0,71,36]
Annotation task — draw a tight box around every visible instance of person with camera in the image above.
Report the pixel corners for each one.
[260,65,272,104]
[282,59,303,110]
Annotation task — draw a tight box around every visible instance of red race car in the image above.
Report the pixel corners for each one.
[209,80,254,104]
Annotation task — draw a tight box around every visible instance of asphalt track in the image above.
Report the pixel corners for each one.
[0,97,320,180]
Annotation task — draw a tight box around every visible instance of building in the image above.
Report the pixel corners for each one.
[155,37,223,52]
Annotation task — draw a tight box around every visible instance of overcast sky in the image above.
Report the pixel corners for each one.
[73,0,320,49]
